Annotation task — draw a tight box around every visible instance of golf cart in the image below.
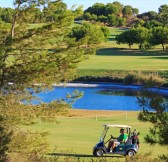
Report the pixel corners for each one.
[93,124,140,157]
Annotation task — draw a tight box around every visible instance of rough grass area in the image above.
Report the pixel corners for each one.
[23,110,168,161]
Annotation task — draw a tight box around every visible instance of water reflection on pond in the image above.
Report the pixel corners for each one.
[32,85,168,111]
[97,89,145,96]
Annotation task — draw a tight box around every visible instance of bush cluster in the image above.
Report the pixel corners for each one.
[73,73,167,88]
[72,76,123,83]
[123,73,165,87]
[125,152,166,162]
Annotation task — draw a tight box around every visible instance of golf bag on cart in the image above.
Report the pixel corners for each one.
[131,129,140,147]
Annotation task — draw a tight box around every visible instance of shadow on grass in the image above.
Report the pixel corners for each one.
[143,57,168,60]
[118,27,129,31]
[108,37,116,41]
[48,153,123,158]
[97,48,168,56]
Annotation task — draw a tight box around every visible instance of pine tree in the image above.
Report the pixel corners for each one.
[0,0,103,159]
[138,90,168,145]
[0,0,86,88]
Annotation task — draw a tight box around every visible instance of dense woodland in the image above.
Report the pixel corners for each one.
[0,1,168,27]
[0,0,168,161]
[0,1,168,50]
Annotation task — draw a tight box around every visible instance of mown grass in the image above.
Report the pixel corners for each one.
[23,110,168,160]
[78,49,168,71]
[77,27,168,77]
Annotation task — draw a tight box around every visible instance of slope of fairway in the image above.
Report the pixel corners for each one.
[77,27,168,76]
[78,49,168,72]
[23,110,168,160]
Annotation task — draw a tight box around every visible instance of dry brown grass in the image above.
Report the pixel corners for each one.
[68,109,137,117]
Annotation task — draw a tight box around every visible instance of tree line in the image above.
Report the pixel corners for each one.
[0,1,79,23]
[116,26,168,50]
[83,3,168,28]
[83,1,138,27]
[0,1,168,28]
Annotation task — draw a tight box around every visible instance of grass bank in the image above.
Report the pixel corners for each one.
[76,27,168,81]
[78,49,168,73]
[23,110,168,160]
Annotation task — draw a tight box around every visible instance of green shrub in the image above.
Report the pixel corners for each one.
[159,154,168,162]
[73,76,123,83]
[73,72,166,87]
[138,75,165,87]
[162,83,168,88]
[126,152,166,162]
[0,116,12,162]
[124,73,165,87]
[124,74,138,85]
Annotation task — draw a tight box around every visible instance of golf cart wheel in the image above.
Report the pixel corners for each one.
[127,150,135,157]
[93,149,104,157]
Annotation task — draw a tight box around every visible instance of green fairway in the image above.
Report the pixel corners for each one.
[23,111,167,160]
[78,49,168,71]
[77,27,168,77]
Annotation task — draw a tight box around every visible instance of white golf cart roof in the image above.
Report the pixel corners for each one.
[103,124,131,128]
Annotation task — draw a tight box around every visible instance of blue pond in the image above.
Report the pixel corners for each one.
[31,84,168,111]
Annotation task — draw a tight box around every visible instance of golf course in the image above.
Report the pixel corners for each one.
[22,27,168,161]
[23,110,168,161]
[77,28,168,77]
[0,1,168,161]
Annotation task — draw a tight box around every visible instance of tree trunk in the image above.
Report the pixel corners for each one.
[10,2,21,38]
[0,54,7,87]
[161,43,165,50]
[129,44,131,49]
[11,13,17,38]
[0,69,5,87]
